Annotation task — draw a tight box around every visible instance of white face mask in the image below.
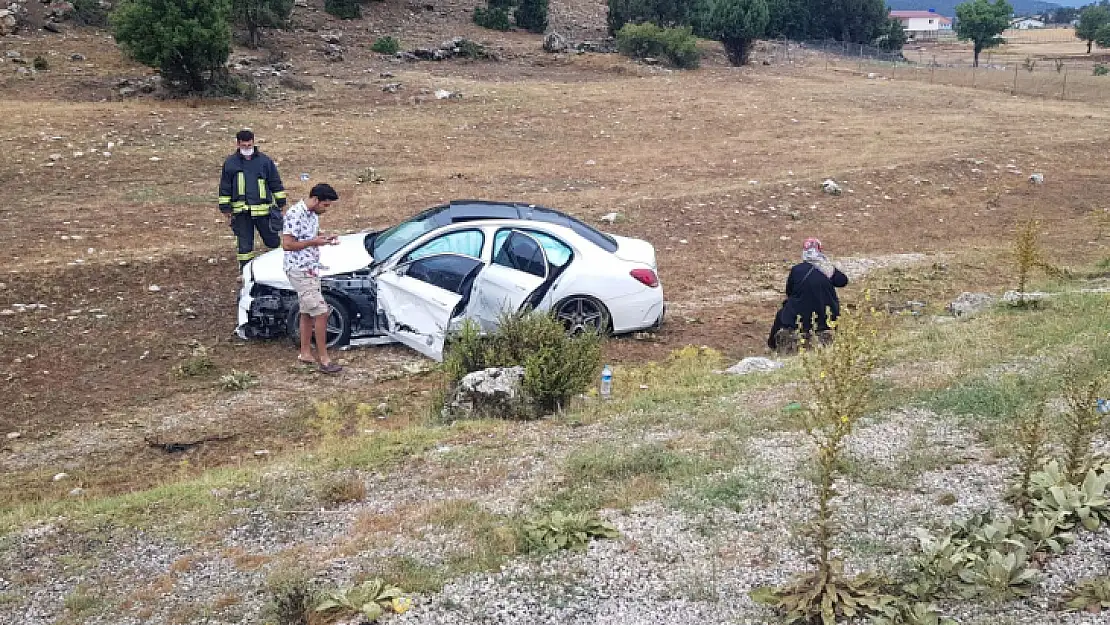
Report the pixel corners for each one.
[239,147,255,157]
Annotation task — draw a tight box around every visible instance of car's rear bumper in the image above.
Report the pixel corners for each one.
[608,286,665,334]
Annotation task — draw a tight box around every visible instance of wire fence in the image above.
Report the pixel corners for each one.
[760,38,1110,105]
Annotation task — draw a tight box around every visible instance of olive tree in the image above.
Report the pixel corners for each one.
[1077,5,1110,54]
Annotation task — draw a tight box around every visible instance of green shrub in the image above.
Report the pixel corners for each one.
[607,0,692,36]
[112,0,232,92]
[175,343,216,377]
[324,0,360,19]
[1095,63,1109,76]
[473,5,511,30]
[444,311,602,414]
[514,0,548,33]
[72,0,110,26]
[32,56,49,71]
[219,369,258,391]
[371,36,400,54]
[520,511,619,553]
[263,567,318,625]
[616,23,700,69]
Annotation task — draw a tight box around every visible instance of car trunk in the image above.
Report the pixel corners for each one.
[609,234,657,269]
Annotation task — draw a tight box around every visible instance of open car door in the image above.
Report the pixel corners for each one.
[376,253,484,361]
[469,230,551,331]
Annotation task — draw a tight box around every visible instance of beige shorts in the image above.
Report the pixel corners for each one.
[287,270,330,317]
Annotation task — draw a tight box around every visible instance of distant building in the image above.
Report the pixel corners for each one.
[1010,18,1046,29]
[890,10,954,39]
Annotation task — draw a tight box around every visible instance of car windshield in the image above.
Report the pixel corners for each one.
[370,208,441,260]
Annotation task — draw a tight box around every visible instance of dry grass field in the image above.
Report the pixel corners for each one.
[2,5,1110,621]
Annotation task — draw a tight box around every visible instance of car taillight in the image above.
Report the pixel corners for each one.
[630,268,659,288]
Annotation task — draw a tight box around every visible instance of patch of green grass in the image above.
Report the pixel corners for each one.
[673,467,780,512]
[63,587,103,616]
[565,442,717,483]
[921,375,1038,424]
[2,428,450,538]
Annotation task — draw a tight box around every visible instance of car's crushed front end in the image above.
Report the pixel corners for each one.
[235,265,294,340]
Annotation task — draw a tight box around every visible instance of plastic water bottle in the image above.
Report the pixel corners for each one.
[600,365,612,400]
[1098,398,1110,416]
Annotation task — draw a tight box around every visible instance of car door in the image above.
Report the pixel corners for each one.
[376,253,484,361]
[469,230,550,331]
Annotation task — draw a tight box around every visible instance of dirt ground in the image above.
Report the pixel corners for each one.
[2,3,1109,509]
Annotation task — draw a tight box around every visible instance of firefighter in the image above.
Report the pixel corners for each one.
[218,129,288,268]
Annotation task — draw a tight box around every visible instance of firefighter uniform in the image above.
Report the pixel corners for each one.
[218,149,288,267]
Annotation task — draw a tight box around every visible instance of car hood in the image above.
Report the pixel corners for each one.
[609,234,657,269]
[249,233,373,289]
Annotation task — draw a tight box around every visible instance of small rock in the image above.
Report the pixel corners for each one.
[254,449,270,456]
[434,89,461,100]
[382,82,402,93]
[5,51,21,60]
[43,21,62,33]
[1029,173,1044,184]
[599,212,619,224]
[52,472,68,482]
[1002,290,1049,305]
[148,285,161,292]
[379,71,394,78]
[947,292,995,317]
[725,357,784,375]
[543,32,569,53]
[69,53,86,61]
[68,487,85,497]
[5,432,20,440]
[822,179,842,195]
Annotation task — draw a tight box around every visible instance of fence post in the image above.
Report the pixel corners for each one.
[1062,65,1068,99]
[930,55,935,84]
[1012,64,1018,95]
[972,63,977,88]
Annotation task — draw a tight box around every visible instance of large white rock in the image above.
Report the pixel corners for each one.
[725,357,784,375]
[947,292,995,317]
[445,366,526,419]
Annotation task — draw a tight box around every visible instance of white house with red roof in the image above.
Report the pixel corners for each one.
[890,9,954,34]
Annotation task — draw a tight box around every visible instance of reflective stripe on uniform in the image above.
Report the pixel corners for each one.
[249,204,272,216]
[231,201,247,214]
[257,178,268,200]
[237,172,246,197]
[218,195,231,204]
[237,251,257,261]
[272,191,287,200]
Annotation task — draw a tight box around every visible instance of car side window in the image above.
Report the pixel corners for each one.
[404,255,483,295]
[492,231,548,278]
[492,229,572,268]
[402,229,484,264]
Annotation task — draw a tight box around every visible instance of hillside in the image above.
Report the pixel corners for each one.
[887,0,1063,17]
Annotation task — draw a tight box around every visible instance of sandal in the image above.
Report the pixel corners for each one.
[318,362,343,374]
[296,356,316,366]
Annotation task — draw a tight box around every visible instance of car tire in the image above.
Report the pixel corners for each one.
[553,295,611,336]
[286,293,352,349]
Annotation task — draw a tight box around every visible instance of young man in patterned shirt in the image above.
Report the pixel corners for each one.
[282,183,343,374]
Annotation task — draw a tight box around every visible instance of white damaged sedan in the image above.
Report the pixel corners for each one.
[236,200,665,361]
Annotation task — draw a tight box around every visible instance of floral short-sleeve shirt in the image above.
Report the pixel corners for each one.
[282,200,322,274]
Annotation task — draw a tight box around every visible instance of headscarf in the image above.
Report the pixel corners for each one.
[802,237,835,278]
